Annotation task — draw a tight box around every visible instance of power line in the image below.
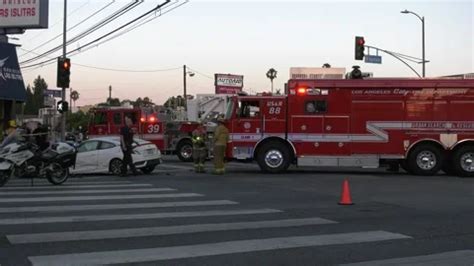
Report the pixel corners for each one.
[187,66,214,80]
[74,63,181,72]
[80,0,188,51]
[19,0,116,59]
[21,0,92,44]
[21,0,177,69]
[20,1,143,65]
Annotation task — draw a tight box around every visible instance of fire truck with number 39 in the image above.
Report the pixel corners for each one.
[222,76,474,177]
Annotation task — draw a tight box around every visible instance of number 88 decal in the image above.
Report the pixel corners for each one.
[268,107,281,115]
[147,124,160,133]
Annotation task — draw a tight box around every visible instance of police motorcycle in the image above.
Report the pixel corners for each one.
[0,141,76,187]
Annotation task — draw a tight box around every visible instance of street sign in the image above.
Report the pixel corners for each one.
[43,96,55,107]
[43,89,62,98]
[365,55,382,64]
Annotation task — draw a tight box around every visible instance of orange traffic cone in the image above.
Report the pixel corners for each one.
[338,179,354,205]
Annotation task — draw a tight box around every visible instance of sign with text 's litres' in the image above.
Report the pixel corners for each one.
[0,0,49,29]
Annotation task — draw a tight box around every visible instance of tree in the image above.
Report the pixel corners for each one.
[70,90,79,108]
[67,110,90,131]
[322,63,331,68]
[266,68,277,93]
[24,76,48,115]
[133,97,154,108]
[24,85,35,115]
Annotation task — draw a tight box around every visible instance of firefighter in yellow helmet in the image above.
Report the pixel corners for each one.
[0,120,20,148]
[213,116,229,175]
[192,121,207,173]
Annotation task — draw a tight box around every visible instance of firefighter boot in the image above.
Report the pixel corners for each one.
[212,168,225,175]
[198,164,206,173]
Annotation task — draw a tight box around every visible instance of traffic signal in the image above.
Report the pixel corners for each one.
[57,100,69,114]
[57,57,71,88]
[355,36,365,60]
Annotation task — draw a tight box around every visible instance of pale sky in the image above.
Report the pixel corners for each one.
[16,0,474,106]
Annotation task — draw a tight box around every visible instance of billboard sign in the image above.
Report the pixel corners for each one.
[0,43,26,101]
[215,73,244,94]
[0,0,49,29]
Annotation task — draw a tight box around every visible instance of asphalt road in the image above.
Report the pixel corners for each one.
[0,156,473,266]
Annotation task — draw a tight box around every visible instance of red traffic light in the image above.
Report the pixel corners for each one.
[357,38,365,46]
[63,61,70,70]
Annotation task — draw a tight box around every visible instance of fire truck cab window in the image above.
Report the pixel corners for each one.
[94,112,107,125]
[125,112,138,124]
[238,101,260,118]
[305,100,327,113]
[113,113,122,125]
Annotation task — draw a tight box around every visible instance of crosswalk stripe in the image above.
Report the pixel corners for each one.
[6,181,132,185]
[0,200,238,213]
[341,250,474,265]
[27,231,411,265]
[0,193,202,203]
[0,188,175,196]
[0,209,281,225]
[8,217,337,244]
[1,184,152,190]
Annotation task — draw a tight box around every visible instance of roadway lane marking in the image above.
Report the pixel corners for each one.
[0,193,203,203]
[28,231,411,265]
[0,188,176,196]
[6,181,132,185]
[341,250,474,265]
[0,209,281,225]
[1,184,153,190]
[8,217,337,244]
[0,200,238,213]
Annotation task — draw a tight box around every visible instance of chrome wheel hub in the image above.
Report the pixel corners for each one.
[265,150,284,168]
[460,153,474,172]
[416,151,437,170]
[181,145,192,159]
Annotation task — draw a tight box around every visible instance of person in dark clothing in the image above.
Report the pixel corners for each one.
[33,123,50,151]
[120,115,138,176]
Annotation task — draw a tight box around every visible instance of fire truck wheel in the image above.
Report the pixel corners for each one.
[452,145,474,177]
[407,144,444,176]
[257,142,291,173]
[176,140,193,162]
[109,159,123,175]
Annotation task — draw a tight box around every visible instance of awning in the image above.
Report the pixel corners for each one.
[0,42,26,102]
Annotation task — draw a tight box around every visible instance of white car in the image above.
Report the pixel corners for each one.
[72,137,162,175]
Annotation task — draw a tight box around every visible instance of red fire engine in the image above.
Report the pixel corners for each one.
[88,106,199,162]
[223,78,474,177]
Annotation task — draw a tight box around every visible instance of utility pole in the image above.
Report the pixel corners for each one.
[421,16,425,78]
[60,0,67,141]
[183,65,187,110]
[401,9,426,77]
[69,88,72,114]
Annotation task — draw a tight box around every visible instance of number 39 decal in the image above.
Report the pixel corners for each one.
[147,124,160,133]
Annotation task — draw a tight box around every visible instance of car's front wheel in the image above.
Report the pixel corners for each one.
[109,159,123,175]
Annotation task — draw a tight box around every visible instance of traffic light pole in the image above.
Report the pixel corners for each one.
[61,0,67,141]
